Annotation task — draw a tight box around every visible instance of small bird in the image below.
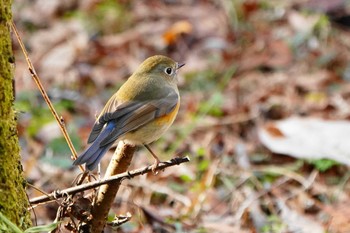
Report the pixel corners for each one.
[73,55,184,171]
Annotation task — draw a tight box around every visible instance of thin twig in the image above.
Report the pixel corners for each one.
[29,156,190,205]
[194,112,258,131]
[26,183,51,198]
[9,21,84,172]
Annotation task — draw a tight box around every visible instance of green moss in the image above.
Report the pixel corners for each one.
[0,0,32,229]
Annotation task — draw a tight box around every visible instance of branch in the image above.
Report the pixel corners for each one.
[9,21,84,172]
[29,156,190,205]
[90,142,135,232]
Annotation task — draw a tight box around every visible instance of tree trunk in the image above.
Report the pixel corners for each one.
[0,0,32,229]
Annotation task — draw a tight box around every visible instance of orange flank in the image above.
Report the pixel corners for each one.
[155,102,180,125]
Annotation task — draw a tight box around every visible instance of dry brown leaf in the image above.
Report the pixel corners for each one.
[295,70,335,91]
[264,123,285,138]
[323,201,350,233]
[277,199,324,233]
[162,20,193,46]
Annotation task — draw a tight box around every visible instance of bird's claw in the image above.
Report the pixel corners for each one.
[151,159,160,175]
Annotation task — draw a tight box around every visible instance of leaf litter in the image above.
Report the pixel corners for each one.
[12,0,350,232]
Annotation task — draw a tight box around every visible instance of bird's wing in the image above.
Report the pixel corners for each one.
[87,93,140,143]
[87,90,179,146]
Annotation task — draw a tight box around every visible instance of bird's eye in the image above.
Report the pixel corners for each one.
[165,67,173,75]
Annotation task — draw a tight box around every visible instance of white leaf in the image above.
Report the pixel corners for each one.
[259,117,350,165]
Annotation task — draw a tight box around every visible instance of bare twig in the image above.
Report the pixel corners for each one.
[29,156,190,205]
[107,212,132,227]
[9,21,84,172]
[194,112,258,131]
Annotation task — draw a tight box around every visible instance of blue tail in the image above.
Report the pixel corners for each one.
[73,122,115,170]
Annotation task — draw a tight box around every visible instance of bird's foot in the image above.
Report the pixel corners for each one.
[151,158,160,175]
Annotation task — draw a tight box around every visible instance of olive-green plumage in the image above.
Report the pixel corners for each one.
[73,55,184,170]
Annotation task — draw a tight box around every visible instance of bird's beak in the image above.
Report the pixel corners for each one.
[177,63,185,70]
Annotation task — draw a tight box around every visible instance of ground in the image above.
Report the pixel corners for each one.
[12,0,350,232]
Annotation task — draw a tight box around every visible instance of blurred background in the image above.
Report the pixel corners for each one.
[12,0,350,232]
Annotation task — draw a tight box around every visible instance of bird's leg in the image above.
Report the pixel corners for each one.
[144,144,160,173]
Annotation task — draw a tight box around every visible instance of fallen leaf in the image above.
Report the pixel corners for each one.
[264,123,285,138]
[323,201,350,232]
[259,117,350,165]
[277,199,324,233]
[162,20,193,45]
[288,10,320,34]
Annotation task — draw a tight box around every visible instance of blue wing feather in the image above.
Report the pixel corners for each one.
[73,122,115,170]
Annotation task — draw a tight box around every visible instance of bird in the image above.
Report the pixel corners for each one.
[73,55,184,171]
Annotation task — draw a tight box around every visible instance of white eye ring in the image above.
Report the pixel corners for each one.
[165,67,173,75]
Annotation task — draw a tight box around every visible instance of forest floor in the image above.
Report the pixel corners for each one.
[13,0,350,232]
